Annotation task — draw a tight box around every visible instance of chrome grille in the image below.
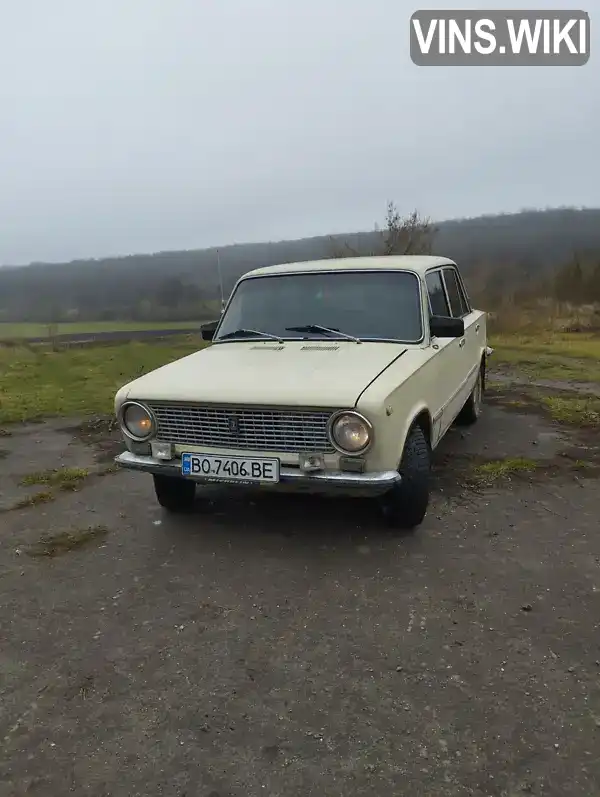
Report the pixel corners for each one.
[147,402,335,453]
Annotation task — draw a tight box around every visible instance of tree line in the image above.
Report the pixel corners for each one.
[1,205,599,323]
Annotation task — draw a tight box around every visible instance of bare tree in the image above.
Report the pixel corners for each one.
[381,203,437,255]
[328,201,436,258]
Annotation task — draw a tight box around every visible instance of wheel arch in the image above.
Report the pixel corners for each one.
[396,405,433,470]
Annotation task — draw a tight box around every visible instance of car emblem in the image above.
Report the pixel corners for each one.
[228,414,240,434]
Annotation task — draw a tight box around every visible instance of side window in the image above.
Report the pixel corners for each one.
[442,268,469,317]
[425,271,450,316]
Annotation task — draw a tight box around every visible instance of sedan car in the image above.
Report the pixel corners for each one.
[114,255,490,530]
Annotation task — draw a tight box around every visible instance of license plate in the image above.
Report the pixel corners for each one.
[181,453,280,483]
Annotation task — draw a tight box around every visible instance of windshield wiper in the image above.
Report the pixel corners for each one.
[285,324,361,344]
[217,328,284,343]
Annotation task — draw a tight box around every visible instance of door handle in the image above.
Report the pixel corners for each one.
[475,323,480,332]
[459,338,466,347]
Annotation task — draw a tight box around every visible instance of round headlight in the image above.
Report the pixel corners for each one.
[330,411,372,454]
[120,402,155,440]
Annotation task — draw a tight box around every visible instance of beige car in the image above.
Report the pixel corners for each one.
[114,255,490,530]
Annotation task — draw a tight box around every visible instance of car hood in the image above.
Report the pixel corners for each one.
[118,340,409,409]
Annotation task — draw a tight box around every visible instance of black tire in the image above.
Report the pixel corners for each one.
[380,424,431,530]
[153,474,196,513]
[456,365,483,426]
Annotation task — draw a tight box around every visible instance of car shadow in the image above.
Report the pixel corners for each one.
[168,401,551,543]
[188,487,397,541]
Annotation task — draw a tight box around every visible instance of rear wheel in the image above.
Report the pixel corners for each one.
[380,425,431,531]
[456,366,483,426]
[153,474,196,513]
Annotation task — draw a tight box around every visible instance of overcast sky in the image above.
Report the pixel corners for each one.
[0,0,597,265]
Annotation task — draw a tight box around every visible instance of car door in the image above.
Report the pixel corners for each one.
[440,265,479,414]
[424,268,469,445]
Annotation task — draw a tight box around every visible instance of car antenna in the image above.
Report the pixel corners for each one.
[216,248,225,314]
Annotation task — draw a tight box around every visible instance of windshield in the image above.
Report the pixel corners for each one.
[215,270,423,343]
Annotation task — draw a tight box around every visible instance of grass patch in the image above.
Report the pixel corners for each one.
[12,490,55,509]
[572,459,598,472]
[486,383,600,427]
[24,525,109,558]
[0,320,203,340]
[20,467,90,491]
[541,395,600,426]
[491,332,600,360]
[0,337,204,424]
[490,332,600,384]
[5,466,119,512]
[470,457,539,485]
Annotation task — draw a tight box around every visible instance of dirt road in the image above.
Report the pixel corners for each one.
[1,378,600,796]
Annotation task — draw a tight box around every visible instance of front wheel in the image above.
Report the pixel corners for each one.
[380,425,431,531]
[153,474,196,513]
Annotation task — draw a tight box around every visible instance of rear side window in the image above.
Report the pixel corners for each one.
[442,268,469,317]
[425,271,450,316]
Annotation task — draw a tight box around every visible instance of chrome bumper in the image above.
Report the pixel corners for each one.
[114,451,400,493]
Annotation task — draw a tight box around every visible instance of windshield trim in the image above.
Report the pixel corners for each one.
[212,268,425,345]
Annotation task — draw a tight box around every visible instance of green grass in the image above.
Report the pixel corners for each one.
[0,337,204,424]
[490,332,600,385]
[12,490,55,510]
[541,395,600,426]
[470,457,539,485]
[1,329,599,426]
[0,320,202,340]
[20,467,90,491]
[4,466,121,512]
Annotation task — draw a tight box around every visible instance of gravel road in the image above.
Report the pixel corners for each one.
[1,381,600,796]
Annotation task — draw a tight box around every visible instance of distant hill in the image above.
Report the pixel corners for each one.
[1,207,599,323]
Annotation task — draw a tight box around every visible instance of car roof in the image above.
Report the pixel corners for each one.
[242,255,456,279]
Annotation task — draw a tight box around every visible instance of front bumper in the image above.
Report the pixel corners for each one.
[114,451,400,495]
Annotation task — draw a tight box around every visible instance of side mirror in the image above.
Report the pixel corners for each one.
[429,314,464,338]
[200,320,219,341]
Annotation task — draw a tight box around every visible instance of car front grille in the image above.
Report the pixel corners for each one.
[146,402,336,453]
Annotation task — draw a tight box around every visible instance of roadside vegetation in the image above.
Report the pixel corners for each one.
[0,319,201,341]
[541,395,600,426]
[0,336,204,424]
[490,331,600,385]
[1,328,599,427]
